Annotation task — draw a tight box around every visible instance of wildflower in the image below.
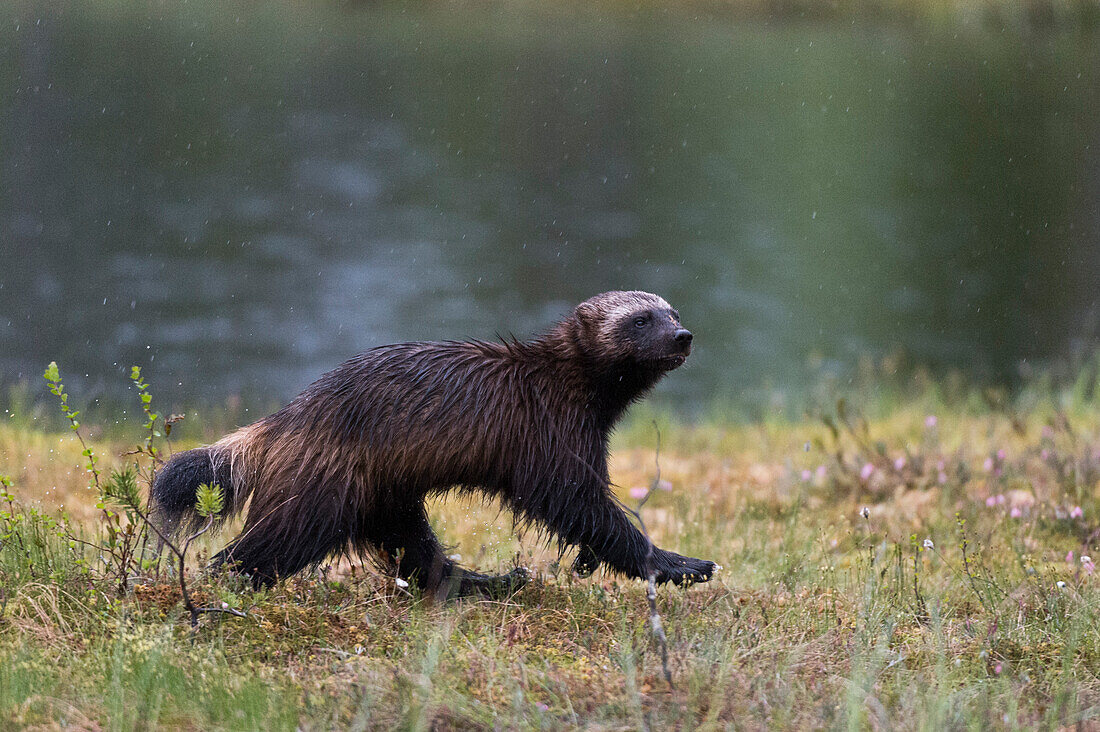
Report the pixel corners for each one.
[1071,506,1084,519]
[629,486,649,500]
[221,601,229,609]
[1067,550,1075,563]
[801,469,812,482]
[938,471,948,485]
[1010,507,1022,518]
[996,494,1006,505]
[395,578,409,589]
[860,506,870,520]
[815,465,827,479]
[925,415,938,429]
[536,703,549,712]
[983,457,994,473]
[994,662,1003,675]
[894,456,906,471]
[656,479,673,492]
[985,496,997,508]
[1083,555,1095,575]
[923,538,934,551]
[860,463,875,481]
[996,449,1006,461]
[1041,448,1051,461]
[1057,581,1067,589]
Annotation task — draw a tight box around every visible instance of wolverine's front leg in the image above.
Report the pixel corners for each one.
[557,492,717,586]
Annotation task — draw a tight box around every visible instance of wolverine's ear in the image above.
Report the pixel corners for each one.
[572,301,601,348]
[574,301,598,321]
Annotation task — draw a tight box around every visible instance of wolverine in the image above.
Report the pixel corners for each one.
[152,291,717,596]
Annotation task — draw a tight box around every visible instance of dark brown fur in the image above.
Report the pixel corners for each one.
[152,291,716,596]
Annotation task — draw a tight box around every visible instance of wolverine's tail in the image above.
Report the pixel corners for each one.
[150,445,240,537]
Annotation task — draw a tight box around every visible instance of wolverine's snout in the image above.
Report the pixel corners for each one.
[674,328,693,354]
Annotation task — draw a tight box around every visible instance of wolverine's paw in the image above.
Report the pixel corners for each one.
[456,567,531,599]
[655,555,717,586]
[571,546,601,578]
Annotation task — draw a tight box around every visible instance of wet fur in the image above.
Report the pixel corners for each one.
[151,291,716,595]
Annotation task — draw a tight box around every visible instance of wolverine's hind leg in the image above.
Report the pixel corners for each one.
[215,487,354,588]
[363,505,528,599]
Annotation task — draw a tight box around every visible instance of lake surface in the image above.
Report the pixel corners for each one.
[3,1,1100,416]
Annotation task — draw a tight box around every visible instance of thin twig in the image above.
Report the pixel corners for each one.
[618,421,674,688]
[125,500,246,634]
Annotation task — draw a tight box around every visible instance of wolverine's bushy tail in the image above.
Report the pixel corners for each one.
[150,446,239,537]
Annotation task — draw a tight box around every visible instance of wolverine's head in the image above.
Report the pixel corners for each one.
[572,291,693,371]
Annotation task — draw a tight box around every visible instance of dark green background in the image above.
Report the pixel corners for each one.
[3,1,1099,414]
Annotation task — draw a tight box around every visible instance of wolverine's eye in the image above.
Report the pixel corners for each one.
[633,316,648,328]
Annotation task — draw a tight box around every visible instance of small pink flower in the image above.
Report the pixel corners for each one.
[656,479,673,492]
[925,415,938,429]
[801,469,812,482]
[536,702,549,712]
[994,662,1002,675]
[894,457,906,471]
[996,494,1006,505]
[985,496,997,508]
[860,463,875,481]
[1010,507,1022,518]
[816,465,827,479]
[997,449,1006,461]
[1083,555,1095,575]
[629,486,648,500]
[1067,551,1075,563]
[936,460,946,471]
[983,457,994,473]
[937,471,948,485]
[1041,449,1051,461]
[1071,506,1084,519]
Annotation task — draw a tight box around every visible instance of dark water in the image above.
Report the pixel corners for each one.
[3,1,1100,416]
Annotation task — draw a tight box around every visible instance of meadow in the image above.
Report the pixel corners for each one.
[4,360,1100,729]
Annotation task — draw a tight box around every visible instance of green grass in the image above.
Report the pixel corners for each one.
[7,364,1100,727]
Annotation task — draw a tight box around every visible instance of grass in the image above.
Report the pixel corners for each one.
[6,362,1100,728]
